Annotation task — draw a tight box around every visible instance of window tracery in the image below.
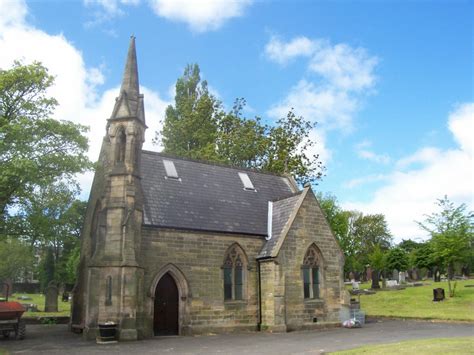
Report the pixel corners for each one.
[302,245,322,299]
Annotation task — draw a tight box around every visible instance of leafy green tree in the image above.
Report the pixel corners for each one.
[6,183,86,285]
[216,98,269,169]
[398,239,420,253]
[368,245,386,289]
[158,64,220,160]
[412,241,437,277]
[385,247,409,273]
[0,61,91,218]
[0,238,34,283]
[263,109,324,185]
[353,213,392,257]
[417,196,473,296]
[156,65,325,185]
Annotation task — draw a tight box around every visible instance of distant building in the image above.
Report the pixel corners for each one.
[72,37,347,340]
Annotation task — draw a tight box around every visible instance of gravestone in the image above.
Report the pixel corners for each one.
[45,281,59,312]
[398,271,406,284]
[349,271,355,281]
[433,288,445,301]
[352,280,360,291]
[386,280,398,288]
[366,267,372,281]
[392,269,399,281]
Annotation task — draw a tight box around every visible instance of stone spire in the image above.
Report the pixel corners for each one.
[110,36,145,123]
[120,36,140,98]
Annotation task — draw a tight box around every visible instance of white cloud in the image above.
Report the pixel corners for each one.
[448,102,474,155]
[265,36,378,165]
[148,0,253,32]
[0,0,27,30]
[309,43,378,92]
[0,2,169,198]
[355,140,390,164]
[343,103,474,242]
[267,80,357,133]
[264,36,317,64]
[84,0,141,26]
[343,174,388,189]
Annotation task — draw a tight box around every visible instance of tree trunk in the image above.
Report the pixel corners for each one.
[448,263,454,297]
[371,270,380,289]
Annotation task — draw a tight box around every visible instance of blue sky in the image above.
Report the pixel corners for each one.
[1,0,472,242]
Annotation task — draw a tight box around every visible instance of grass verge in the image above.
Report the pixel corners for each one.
[10,293,70,318]
[331,337,474,354]
[348,280,474,321]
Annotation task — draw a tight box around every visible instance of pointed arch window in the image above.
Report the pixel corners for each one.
[302,245,322,299]
[223,245,246,301]
[116,128,126,164]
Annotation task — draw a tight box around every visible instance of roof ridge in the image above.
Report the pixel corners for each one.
[271,190,303,202]
[141,149,292,178]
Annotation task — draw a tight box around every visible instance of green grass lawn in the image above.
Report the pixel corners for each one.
[10,293,70,318]
[349,280,474,321]
[331,337,474,354]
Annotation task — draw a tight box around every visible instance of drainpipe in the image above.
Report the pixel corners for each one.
[257,261,262,331]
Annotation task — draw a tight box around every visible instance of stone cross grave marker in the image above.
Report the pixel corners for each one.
[44,281,59,312]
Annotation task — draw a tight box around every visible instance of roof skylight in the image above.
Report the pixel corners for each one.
[163,159,179,179]
[238,172,255,190]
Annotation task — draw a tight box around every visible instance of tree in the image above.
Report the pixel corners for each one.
[412,241,437,277]
[263,109,324,185]
[39,247,55,291]
[368,245,386,289]
[158,64,220,160]
[157,65,325,185]
[0,61,91,218]
[417,196,473,296]
[385,247,409,274]
[4,182,86,285]
[216,98,269,169]
[352,213,392,257]
[0,238,34,283]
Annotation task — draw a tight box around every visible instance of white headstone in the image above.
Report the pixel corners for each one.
[399,271,406,283]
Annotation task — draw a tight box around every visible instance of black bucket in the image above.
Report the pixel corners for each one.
[98,323,117,342]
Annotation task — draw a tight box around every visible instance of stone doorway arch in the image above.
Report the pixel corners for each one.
[150,264,190,335]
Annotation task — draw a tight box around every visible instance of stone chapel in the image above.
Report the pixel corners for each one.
[71,37,348,340]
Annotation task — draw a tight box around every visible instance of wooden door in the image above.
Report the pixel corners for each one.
[154,273,179,335]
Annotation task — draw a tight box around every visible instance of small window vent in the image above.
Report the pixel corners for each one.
[163,159,179,179]
[238,172,255,191]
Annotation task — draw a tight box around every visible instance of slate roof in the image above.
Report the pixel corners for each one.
[140,151,297,236]
[258,192,304,259]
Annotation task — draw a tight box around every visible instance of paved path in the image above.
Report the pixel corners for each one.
[1,320,473,354]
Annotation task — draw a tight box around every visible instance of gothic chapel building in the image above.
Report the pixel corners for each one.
[72,37,347,340]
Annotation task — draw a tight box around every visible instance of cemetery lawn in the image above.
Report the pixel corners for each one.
[355,280,474,321]
[12,293,70,318]
[331,337,474,354]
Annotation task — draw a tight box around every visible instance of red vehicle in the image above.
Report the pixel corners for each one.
[0,284,25,340]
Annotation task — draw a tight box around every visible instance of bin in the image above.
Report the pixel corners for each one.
[97,322,117,343]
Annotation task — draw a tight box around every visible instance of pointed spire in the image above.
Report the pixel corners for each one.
[120,35,140,98]
[110,36,146,124]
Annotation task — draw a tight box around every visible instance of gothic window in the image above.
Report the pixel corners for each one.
[105,276,112,306]
[116,128,126,164]
[302,245,322,299]
[223,244,246,301]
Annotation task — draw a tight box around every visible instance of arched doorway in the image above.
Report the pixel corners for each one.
[154,272,179,335]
